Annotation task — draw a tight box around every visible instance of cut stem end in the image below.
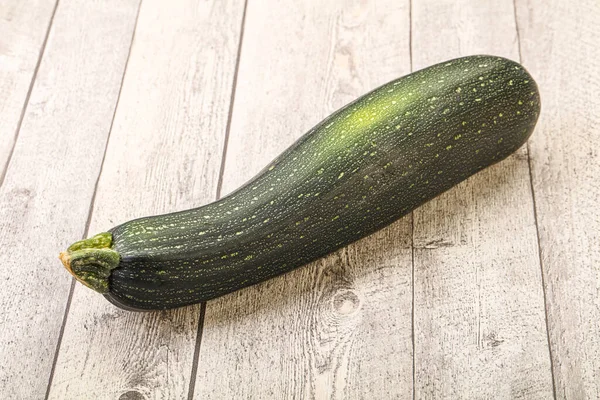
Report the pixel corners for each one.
[59,232,120,294]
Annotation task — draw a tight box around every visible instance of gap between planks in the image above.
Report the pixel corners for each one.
[408,2,416,400]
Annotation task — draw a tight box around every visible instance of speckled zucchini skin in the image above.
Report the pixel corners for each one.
[64,55,540,310]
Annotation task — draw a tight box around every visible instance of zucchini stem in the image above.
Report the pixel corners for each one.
[59,232,120,293]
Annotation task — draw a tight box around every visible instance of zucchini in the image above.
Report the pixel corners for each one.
[59,55,540,310]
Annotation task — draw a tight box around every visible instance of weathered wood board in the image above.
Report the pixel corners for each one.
[47,1,245,399]
[194,1,414,399]
[0,0,139,397]
[411,0,554,398]
[517,0,600,397]
[0,0,57,176]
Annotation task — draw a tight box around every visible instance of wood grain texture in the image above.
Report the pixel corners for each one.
[0,0,138,398]
[516,0,600,397]
[411,0,554,398]
[47,1,245,398]
[194,1,413,399]
[0,0,56,175]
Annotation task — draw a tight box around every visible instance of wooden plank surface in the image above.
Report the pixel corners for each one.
[194,1,413,399]
[516,0,600,397]
[1,0,599,398]
[0,0,139,398]
[47,1,245,399]
[411,0,554,398]
[0,0,56,175]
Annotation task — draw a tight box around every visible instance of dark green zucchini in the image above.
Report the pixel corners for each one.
[59,55,540,311]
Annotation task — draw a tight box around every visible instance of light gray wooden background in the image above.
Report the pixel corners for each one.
[0,0,598,399]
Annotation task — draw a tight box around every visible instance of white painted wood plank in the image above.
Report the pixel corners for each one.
[411,0,554,398]
[194,1,413,399]
[516,0,600,397]
[47,1,245,399]
[0,0,139,398]
[0,0,56,174]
